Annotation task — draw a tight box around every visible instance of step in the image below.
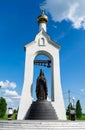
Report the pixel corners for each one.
[0,120,85,130]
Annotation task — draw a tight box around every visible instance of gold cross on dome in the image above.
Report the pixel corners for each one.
[40,3,45,13]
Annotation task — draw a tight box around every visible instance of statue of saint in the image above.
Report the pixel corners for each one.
[36,69,48,100]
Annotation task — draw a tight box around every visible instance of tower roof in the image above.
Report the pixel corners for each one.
[37,9,48,24]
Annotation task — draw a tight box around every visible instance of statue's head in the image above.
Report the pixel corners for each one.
[39,69,44,77]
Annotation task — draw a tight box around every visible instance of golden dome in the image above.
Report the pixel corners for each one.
[37,11,48,24]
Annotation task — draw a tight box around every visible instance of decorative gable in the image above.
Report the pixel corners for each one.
[24,29,61,50]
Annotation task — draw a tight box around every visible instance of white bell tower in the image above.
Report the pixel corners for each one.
[17,9,66,120]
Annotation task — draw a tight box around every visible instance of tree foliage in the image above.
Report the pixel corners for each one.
[13,109,17,114]
[0,97,7,118]
[76,100,82,119]
[66,103,72,116]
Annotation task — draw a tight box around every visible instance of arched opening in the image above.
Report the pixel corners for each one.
[32,54,52,101]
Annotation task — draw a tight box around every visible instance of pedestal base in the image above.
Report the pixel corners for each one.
[25,100,58,120]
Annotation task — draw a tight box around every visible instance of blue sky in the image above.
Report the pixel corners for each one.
[0,0,85,113]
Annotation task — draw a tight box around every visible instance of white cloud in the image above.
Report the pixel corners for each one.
[12,96,21,100]
[80,89,85,92]
[4,89,20,99]
[4,90,21,109]
[0,80,20,109]
[0,80,16,89]
[45,0,85,29]
[52,25,57,29]
[4,89,21,108]
[4,97,13,103]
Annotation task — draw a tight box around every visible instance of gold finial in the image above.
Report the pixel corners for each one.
[38,4,48,24]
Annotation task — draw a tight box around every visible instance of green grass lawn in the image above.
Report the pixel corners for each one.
[67,114,85,120]
[77,115,85,120]
[0,114,17,120]
[0,114,85,120]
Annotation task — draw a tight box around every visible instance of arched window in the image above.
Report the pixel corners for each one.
[38,38,45,46]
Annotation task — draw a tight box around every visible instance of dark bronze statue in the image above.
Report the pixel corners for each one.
[36,69,48,100]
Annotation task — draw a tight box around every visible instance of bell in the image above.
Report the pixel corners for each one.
[44,63,46,67]
[41,63,43,66]
[47,62,51,68]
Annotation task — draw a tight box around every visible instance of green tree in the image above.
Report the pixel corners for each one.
[66,103,72,116]
[0,97,7,118]
[76,100,82,119]
[13,108,19,120]
[13,109,17,114]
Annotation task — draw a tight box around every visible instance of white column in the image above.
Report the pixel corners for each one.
[39,23,46,32]
[17,49,34,119]
[52,51,66,120]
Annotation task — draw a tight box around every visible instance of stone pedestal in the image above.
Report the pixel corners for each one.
[25,100,58,120]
